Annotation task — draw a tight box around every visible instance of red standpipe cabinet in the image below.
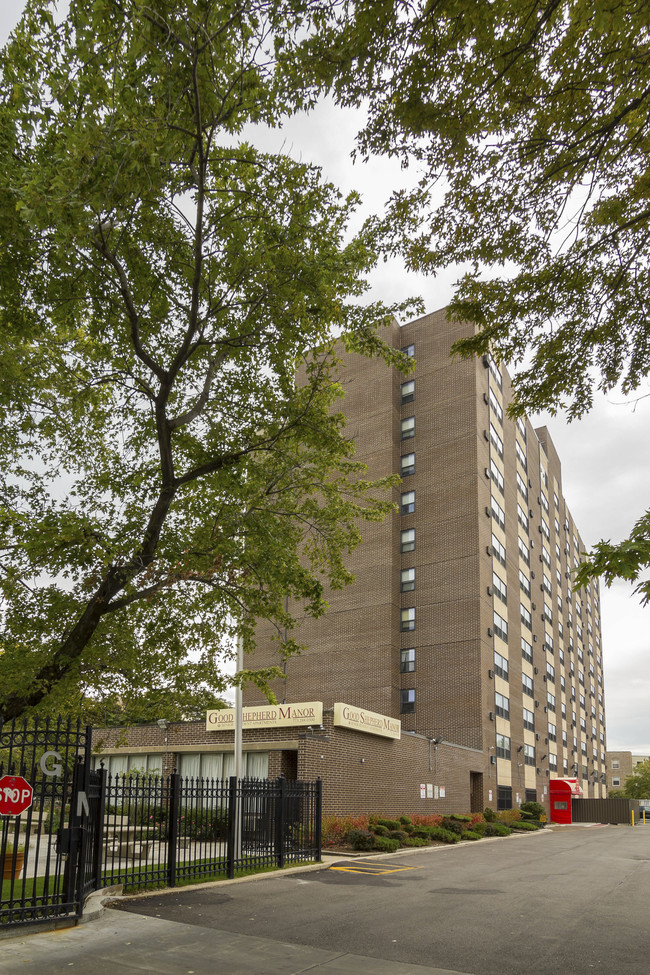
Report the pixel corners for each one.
[549,778,583,823]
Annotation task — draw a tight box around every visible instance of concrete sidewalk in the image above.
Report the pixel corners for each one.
[0,907,474,975]
[0,853,475,975]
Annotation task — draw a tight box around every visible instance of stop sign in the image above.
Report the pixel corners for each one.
[0,775,34,816]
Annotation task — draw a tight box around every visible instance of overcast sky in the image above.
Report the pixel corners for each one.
[2,4,648,753]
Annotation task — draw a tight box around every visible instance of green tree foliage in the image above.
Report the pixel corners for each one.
[81,686,227,726]
[299,0,650,600]
[0,0,418,721]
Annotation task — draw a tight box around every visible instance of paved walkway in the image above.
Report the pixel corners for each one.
[0,853,473,975]
[0,908,473,975]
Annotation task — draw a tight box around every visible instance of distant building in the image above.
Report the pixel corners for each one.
[606,751,650,791]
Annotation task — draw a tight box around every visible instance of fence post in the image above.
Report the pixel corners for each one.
[167,772,181,888]
[275,775,286,869]
[314,778,322,862]
[93,765,107,890]
[226,775,238,880]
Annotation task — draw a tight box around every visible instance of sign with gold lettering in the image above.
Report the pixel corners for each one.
[206,702,323,731]
[333,703,401,740]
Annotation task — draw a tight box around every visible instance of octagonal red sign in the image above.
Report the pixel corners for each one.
[0,774,34,816]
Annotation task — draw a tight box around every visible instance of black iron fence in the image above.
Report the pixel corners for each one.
[0,717,91,929]
[100,771,322,892]
[1,715,322,932]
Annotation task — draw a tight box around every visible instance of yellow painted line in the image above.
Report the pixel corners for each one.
[329,862,422,875]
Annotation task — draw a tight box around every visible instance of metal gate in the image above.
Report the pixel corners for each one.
[0,717,97,931]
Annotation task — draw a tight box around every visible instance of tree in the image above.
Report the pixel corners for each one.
[614,759,650,799]
[0,0,417,721]
[300,0,650,600]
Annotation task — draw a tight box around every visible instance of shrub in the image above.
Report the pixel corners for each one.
[372,824,389,837]
[428,826,460,844]
[460,830,482,841]
[440,817,465,835]
[376,818,402,831]
[399,816,413,826]
[468,819,487,837]
[401,836,429,847]
[322,816,370,848]
[520,801,545,819]
[349,829,375,851]
[411,814,444,828]
[496,809,522,826]
[412,827,434,840]
[388,829,408,842]
[448,813,472,822]
[374,836,400,852]
[511,821,540,831]
[485,822,511,837]
[483,807,497,822]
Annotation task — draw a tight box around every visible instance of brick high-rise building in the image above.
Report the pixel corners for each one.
[246,308,608,809]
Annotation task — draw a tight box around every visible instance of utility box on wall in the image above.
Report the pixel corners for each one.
[549,778,583,823]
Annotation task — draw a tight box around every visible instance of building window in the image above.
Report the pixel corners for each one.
[523,707,535,731]
[494,651,509,680]
[516,416,527,441]
[490,423,504,458]
[489,387,503,423]
[401,491,415,514]
[488,357,503,389]
[495,692,510,720]
[401,343,415,358]
[492,533,506,567]
[522,673,534,696]
[492,571,507,604]
[524,744,536,766]
[493,611,508,643]
[400,648,415,673]
[519,569,531,597]
[496,734,511,760]
[612,777,621,787]
[400,688,416,713]
[400,528,415,553]
[515,439,527,471]
[401,380,415,404]
[549,753,558,770]
[491,496,505,530]
[490,459,504,494]
[547,691,556,712]
[497,785,512,811]
[401,416,415,439]
[518,536,530,566]
[521,637,533,663]
[516,471,528,502]
[400,568,415,592]
[548,722,557,742]
[401,607,415,631]
[612,760,620,770]
[517,503,529,532]
[401,452,415,476]
[520,604,532,630]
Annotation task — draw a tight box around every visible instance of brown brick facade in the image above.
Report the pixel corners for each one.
[243,309,608,811]
[91,715,484,817]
